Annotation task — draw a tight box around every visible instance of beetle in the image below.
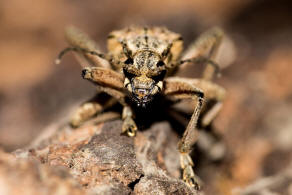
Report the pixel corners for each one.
[56,26,226,189]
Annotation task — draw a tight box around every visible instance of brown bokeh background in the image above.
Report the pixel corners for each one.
[0,0,292,194]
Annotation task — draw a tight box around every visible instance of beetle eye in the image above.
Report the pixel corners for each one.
[124,58,134,65]
[156,60,165,67]
[151,70,166,82]
[123,68,136,79]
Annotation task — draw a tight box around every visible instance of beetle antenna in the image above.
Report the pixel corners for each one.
[179,57,221,77]
[120,40,132,58]
[55,47,107,64]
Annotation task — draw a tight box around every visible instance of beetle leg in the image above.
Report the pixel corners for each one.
[167,77,225,127]
[71,99,102,128]
[163,77,204,189]
[70,93,117,127]
[187,78,226,127]
[82,67,137,136]
[173,28,225,129]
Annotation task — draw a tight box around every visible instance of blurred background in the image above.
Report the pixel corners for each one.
[0,0,292,194]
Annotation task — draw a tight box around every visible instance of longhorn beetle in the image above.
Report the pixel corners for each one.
[57,26,226,189]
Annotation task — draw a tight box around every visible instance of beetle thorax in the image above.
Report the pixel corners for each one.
[134,50,160,70]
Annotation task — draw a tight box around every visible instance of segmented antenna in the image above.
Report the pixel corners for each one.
[179,57,221,77]
[55,47,107,64]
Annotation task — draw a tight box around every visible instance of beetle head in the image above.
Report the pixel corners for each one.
[123,50,166,107]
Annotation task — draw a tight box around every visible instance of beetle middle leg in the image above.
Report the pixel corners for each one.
[178,27,225,127]
[82,66,138,136]
[70,93,117,127]
[188,78,226,127]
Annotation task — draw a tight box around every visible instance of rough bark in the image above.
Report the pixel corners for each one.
[2,120,200,195]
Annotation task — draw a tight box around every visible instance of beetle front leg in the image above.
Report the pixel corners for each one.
[164,78,204,189]
[82,67,137,136]
[122,106,137,137]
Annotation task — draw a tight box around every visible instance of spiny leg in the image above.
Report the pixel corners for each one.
[98,85,137,136]
[163,78,204,189]
[172,77,227,161]
[82,67,137,136]
[196,28,225,126]
[71,99,102,128]
[70,93,117,128]
[168,77,226,127]
[186,78,226,127]
[179,27,225,126]
[169,77,226,161]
